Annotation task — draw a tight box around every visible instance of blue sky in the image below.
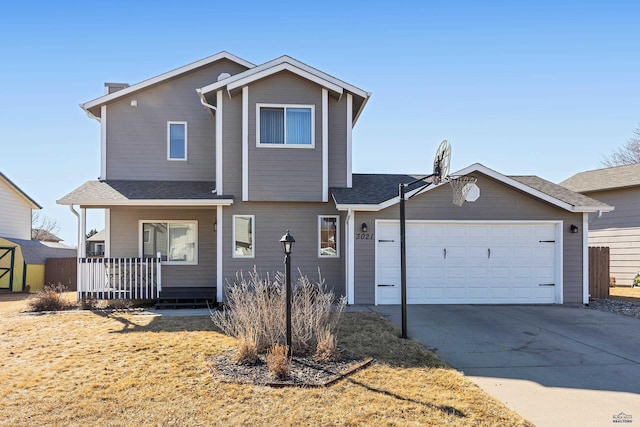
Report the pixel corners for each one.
[1,1,639,244]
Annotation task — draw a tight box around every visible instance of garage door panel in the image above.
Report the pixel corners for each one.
[376,222,560,305]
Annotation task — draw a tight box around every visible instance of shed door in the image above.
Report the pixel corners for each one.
[376,222,560,304]
[0,247,16,290]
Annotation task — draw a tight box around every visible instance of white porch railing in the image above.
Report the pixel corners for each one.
[78,256,162,300]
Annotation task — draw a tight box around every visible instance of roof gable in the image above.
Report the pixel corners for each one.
[81,52,255,117]
[332,163,612,213]
[560,163,640,193]
[0,172,41,209]
[198,55,371,124]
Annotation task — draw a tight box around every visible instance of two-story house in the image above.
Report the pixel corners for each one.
[59,52,611,305]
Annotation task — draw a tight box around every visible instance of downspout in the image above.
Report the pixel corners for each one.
[197,89,218,194]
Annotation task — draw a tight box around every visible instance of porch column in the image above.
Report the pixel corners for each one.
[80,208,87,258]
[217,205,223,303]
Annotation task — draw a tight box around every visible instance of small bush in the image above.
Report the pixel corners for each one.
[266,344,290,379]
[314,327,338,361]
[28,284,74,312]
[234,332,260,365]
[79,297,98,310]
[106,299,133,310]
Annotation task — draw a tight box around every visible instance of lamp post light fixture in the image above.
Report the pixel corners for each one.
[280,230,295,357]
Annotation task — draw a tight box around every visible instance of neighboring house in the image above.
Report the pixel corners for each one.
[561,163,640,286]
[32,229,63,242]
[57,52,611,305]
[0,171,41,240]
[87,230,106,256]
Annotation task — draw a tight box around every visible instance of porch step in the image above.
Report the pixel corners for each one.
[155,287,216,309]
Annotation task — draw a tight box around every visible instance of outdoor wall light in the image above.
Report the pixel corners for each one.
[213,221,217,232]
[570,224,579,234]
[130,100,138,107]
[361,223,368,233]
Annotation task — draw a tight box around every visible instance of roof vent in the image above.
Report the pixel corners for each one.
[104,82,130,95]
[217,72,231,81]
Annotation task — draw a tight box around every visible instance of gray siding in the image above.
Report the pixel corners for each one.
[353,174,585,304]
[587,188,640,229]
[247,72,323,201]
[222,93,243,195]
[221,201,345,298]
[590,227,640,286]
[328,96,347,187]
[110,208,216,288]
[105,59,247,181]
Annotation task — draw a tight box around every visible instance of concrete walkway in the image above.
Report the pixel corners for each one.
[367,304,640,427]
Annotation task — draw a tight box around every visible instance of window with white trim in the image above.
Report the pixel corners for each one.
[257,104,314,147]
[167,121,187,160]
[140,220,197,264]
[318,216,339,257]
[233,215,255,257]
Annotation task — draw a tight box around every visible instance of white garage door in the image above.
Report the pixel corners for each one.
[376,221,561,304]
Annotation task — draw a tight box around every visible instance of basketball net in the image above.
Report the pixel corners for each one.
[448,176,478,207]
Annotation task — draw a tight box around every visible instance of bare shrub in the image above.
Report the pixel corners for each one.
[106,299,133,310]
[211,268,346,356]
[314,327,338,361]
[28,284,74,312]
[79,297,98,310]
[234,332,260,365]
[266,344,290,379]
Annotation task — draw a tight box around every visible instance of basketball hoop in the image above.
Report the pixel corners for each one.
[449,175,478,207]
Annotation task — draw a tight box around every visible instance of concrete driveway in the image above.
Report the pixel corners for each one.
[368,304,640,427]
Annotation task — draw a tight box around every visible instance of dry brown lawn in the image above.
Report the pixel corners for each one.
[610,286,640,301]
[0,293,531,426]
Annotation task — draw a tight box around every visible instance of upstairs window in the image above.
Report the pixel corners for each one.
[257,104,314,147]
[168,122,187,160]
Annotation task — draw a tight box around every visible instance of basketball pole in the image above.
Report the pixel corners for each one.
[399,183,408,339]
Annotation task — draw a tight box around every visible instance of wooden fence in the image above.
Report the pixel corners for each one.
[45,257,77,291]
[589,246,610,300]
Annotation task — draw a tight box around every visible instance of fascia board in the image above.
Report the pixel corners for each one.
[334,204,383,211]
[455,163,616,213]
[454,163,578,212]
[0,173,41,209]
[56,199,234,207]
[82,52,254,111]
[226,62,344,95]
[199,55,369,100]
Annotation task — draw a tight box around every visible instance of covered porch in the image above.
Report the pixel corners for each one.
[56,179,233,302]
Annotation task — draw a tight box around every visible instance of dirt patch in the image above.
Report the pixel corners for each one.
[211,352,372,387]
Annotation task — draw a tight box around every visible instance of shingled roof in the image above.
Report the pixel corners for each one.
[332,164,612,212]
[57,180,234,206]
[560,163,640,193]
[2,237,76,264]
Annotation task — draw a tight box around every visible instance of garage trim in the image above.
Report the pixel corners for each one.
[374,219,564,305]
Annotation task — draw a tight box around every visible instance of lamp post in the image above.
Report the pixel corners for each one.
[280,230,295,357]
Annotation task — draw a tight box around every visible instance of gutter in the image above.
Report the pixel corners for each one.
[80,103,101,122]
[196,89,217,118]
